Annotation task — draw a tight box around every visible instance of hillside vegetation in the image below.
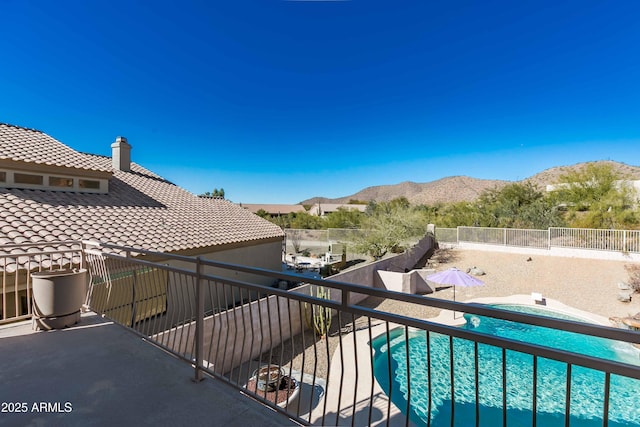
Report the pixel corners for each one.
[264,163,640,259]
[302,160,640,205]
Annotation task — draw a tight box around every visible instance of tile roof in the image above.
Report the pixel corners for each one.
[0,124,284,271]
[0,123,110,172]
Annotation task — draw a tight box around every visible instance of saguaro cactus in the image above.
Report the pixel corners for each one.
[304,285,332,338]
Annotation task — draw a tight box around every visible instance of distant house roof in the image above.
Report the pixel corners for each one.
[240,204,307,215]
[308,203,367,216]
[0,123,284,258]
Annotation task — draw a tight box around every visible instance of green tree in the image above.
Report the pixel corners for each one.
[289,212,324,230]
[352,199,427,259]
[552,163,639,228]
[433,202,484,228]
[553,163,621,211]
[475,182,564,228]
[199,188,225,199]
[255,209,270,218]
[323,207,363,229]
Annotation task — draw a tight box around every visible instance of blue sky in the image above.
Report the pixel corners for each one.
[2,1,639,204]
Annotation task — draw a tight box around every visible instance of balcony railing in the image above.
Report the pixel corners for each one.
[0,241,84,323]
[3,240,640,426]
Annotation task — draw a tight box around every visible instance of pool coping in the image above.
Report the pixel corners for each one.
[429,293,614,327]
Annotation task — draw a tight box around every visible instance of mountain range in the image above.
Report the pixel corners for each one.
[301,161,640,206]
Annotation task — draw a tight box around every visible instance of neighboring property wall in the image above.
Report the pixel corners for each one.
[90,268,167,327]
[328,233,436,302]
[153,293,305,375]
[296,233,437,306]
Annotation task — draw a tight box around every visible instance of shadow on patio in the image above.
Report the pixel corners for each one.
[0,313,297,427]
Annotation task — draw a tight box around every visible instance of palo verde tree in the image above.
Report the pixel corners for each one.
[323,207,363,229]
[432,201,485,228]
[551,163,640,229]
[288,211,324,230]
[475,182,565,229]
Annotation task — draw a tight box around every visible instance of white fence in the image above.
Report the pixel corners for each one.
[436,226,640,254]
[550,227,640,253]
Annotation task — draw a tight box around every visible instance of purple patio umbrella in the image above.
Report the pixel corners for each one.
[426,267,484,303]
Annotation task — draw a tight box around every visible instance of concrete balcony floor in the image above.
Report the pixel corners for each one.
[0,313,297,427]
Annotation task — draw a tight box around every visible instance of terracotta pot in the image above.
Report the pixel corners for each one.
[254,365,284,392]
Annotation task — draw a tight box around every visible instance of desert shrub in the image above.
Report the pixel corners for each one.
[625,264,640,292]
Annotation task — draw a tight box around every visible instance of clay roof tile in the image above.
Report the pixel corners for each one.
[1,123,284,269]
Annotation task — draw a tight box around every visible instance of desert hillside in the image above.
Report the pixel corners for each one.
[302,160,640,206]
[523,160,640,189]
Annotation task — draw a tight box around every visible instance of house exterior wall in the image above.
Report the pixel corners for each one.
[163,239,283,320]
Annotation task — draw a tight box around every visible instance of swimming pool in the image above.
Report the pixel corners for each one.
[371,304,640,427]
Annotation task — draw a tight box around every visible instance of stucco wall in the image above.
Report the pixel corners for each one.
[154,292,305,375]
[376,269,434,294]
[165,239,283,285]
[326,233,436,304]
[164,240,283,319]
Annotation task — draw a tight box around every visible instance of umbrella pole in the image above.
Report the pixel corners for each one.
[453,285,456,319]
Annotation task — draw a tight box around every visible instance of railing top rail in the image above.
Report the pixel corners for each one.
[82,240,198,263]
[87,243,640,345]
[92,247,640,380]
[354,305,640,380]
[549,226,628,232]
[0,240,83,253]
[83,248,199,278]
[459,226,547,232]
[0,248,83,257]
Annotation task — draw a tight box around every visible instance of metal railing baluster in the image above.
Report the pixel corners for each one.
[502,347,507,427]
[565,364,572,427]
[2,240,640,426]
[532,356,538,427]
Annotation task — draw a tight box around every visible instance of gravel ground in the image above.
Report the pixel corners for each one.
[265,248,640,381]
[391,247,640,321]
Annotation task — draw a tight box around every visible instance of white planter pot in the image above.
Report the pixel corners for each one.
[32,269,87,330]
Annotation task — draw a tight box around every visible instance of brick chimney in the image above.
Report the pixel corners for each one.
[111,136,131,172]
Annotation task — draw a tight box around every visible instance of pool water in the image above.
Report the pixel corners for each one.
[371,305,640,427]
